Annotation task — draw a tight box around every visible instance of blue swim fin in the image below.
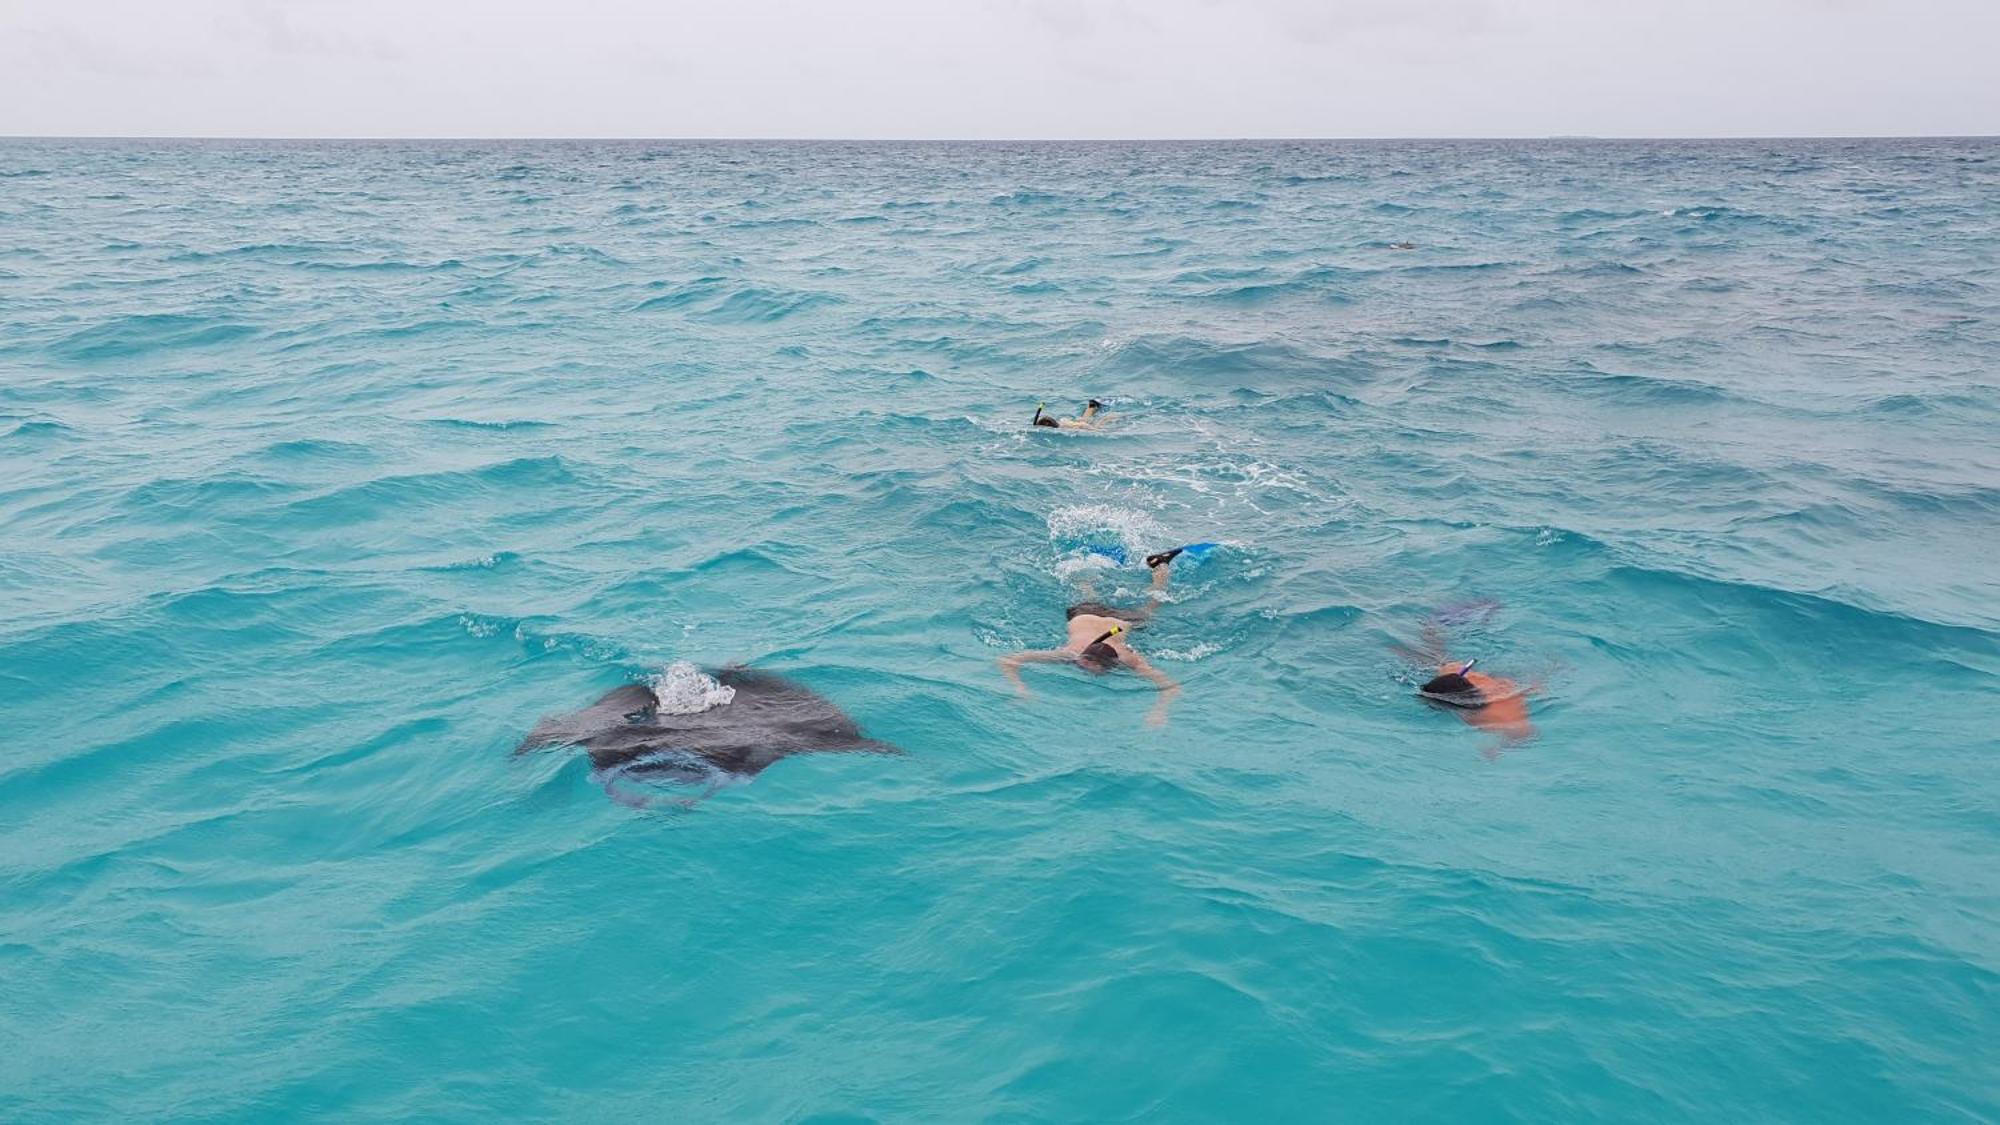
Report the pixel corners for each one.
[1146,542,1220,569]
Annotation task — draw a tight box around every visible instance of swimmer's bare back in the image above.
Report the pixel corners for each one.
[1064,613,1126,648]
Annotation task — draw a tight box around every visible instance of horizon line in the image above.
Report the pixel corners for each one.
[3,132,1996,144]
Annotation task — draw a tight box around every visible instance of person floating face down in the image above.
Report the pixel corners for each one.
[1033,399,1104,430]
[999,547,1186,727]
[1418,659,1535,745]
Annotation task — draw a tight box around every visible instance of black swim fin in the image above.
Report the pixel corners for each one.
[1145,547,1184,569]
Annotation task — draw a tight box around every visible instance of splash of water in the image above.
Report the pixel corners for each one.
[648,661,736,715]
[1046,504,1168,577]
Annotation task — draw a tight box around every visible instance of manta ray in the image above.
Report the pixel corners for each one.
[518,665,897,805]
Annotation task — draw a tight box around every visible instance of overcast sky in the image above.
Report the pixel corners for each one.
[2,0,1995,138]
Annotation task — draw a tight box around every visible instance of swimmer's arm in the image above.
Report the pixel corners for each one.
[999,650,1070,696]
[1122,651,1180,727]
[1389,620,1447,666]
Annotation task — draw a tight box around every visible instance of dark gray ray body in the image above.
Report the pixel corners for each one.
[518,666,896,781]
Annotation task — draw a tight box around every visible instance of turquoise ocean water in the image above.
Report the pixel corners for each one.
[2,139,1996,1120]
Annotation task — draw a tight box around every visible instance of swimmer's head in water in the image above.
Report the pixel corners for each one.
[1419,671,1485,708]
[1079,626,1123,672]
[1079,643,1119,672]
[1034,416,1059,428]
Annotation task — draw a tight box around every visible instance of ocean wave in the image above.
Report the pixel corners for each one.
[1179,265,1363,305]
[119,472,298,518]
[725,216,821,232]
[537,243,629,267]
[300,256,466,273]
[1392,260,1516,276]
[988,189,1070,207]
[910,494,1029,540]
[424,550,525,573]
[48,314,259,361]
[940,762,1225,817]
[1171,267,1268,285]
[633,276,729,311]
[241,438,378,464]
[634,280,840,324]
[1557,207,1651,225]
[1564,369,1737,406]
[1863,277,1986,300]
[445,611,628,662]
[275,317,486,352]
[1560,260,1650,278]
[281,456,582,524]
[418,417,558,431]
[688,545,808,577]
[1387,335,1525,352]
[165,241,347,263]
[1503,522,2000,641]
[1600,557,1999,649]
[1106,236,1187,259]
[1661,204,1806,235]
[1847,476,2000,521]
[2,418,74,441]
[1101,334,1358,383]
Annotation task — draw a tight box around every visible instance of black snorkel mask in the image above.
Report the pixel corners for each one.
[1418,660,1483,707]
[1081,625,1123,669]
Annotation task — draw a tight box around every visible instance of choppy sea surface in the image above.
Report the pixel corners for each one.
[2,138,1996,1120]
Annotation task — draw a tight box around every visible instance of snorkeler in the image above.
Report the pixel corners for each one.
[1417,660,1535,744]
[998,547,1185,726]
[1032,399,1105,430]
[1396,604,1536,745]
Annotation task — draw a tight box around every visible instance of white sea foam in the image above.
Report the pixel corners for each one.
[1154,641,1222,662]
[1052,552,1124,581]
[1046,504,1168,572]
[648,661,736,714]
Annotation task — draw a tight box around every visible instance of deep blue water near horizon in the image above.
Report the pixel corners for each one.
[2,138,1996,1120]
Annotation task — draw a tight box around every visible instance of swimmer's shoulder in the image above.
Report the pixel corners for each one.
[1067,611,1124,631]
